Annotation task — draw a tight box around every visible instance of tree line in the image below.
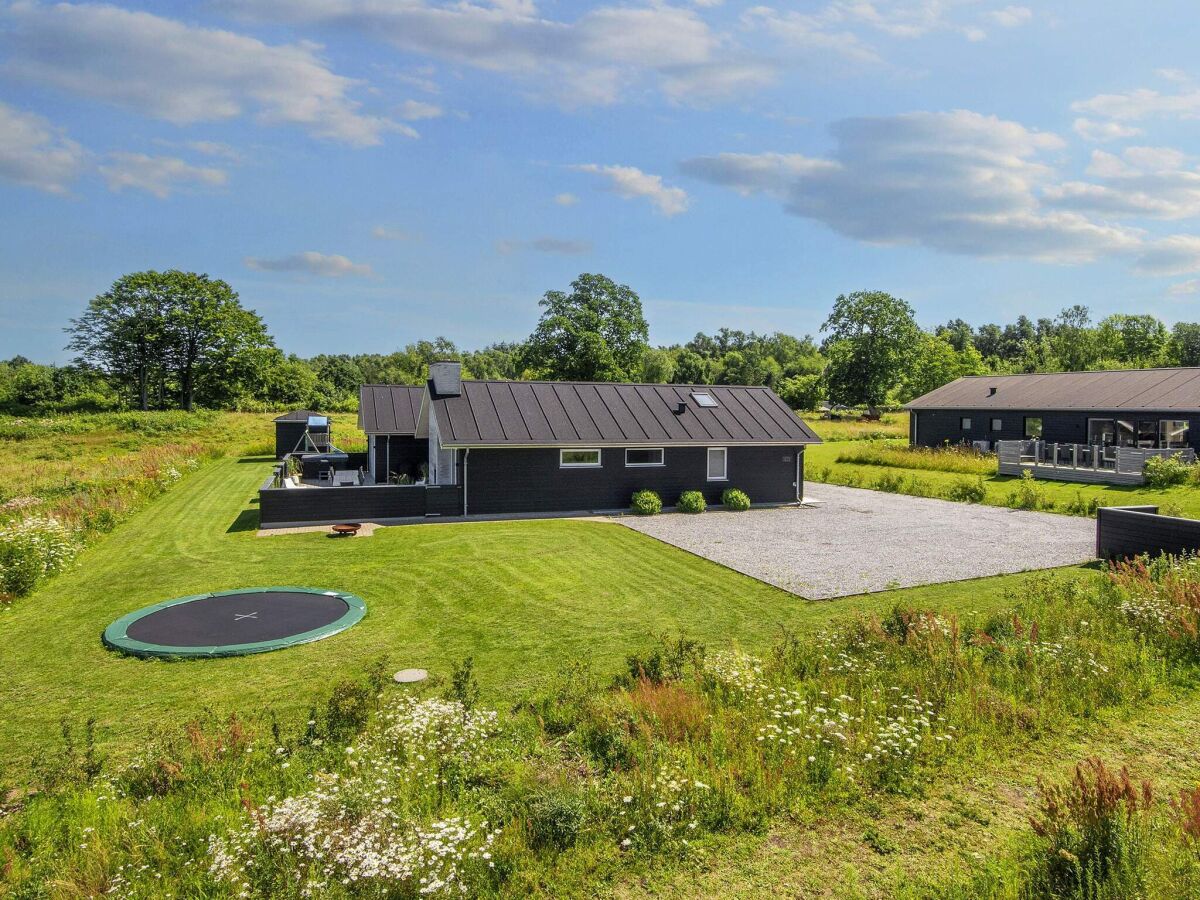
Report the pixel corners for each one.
[2,270,1199,416]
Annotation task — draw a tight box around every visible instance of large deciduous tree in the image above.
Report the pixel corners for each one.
[521,274,649,381]
[66,270,274,410]
[821,290,920,415]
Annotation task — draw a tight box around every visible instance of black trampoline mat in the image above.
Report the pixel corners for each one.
[125,590,350,647]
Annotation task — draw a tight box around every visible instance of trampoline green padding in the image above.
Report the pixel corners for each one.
[102,587,366,658]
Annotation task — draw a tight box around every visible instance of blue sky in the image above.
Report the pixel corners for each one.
[2,0,1200,362]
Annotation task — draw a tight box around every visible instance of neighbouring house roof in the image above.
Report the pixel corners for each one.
[428,380,821,447]
[274,409,324,422]
[358,385,425,434]
[905,368,1200,413]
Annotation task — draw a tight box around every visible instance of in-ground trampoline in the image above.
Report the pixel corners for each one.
[103,587,366,658]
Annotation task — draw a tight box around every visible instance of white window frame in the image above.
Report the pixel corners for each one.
[560,448,602,468]
[961,417,972,431]
[625,447,665,467]
[706,447,728,481]
[991,418,1003,431]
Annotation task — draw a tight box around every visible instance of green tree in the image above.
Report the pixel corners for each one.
[67,273,170,409]
[638,347,676,383]
[1097,314,1168,367]
[900,333,986,402]
[1169,322,1200,367]
[522,274,649,381]
[67,271,274,410]
[821,290,921,415]
[776,373,823,411]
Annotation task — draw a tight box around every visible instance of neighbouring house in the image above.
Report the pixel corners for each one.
[905,368,1200,484]
[260,361,820,526]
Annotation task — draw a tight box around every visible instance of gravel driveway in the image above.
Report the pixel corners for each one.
[613,484,1096,599]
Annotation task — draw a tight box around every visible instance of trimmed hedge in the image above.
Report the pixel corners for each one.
[720,488,751,511]
[677,491,706,514]
[630,489,662,516]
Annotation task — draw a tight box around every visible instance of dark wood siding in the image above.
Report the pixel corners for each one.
[1097,506,1200,559]
[464,445,803,515]
[912,408,1200,452]
[259,483,462,526]
[275,421,309,458]
[371,435,428,482]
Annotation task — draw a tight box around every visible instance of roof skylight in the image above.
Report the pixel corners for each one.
[691,392,719,408]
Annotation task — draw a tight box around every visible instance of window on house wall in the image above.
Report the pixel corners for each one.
[991,418,1003,431]
[560,449,601,467]
[1089,419,1116,446]
[1138,420,1158,447]
[707,447,727,480]
[1116,419,1136,447]
[1024,417,1043,439]
[625,448,664,467]
[961,417,972,430]
[1160,420,1190,448]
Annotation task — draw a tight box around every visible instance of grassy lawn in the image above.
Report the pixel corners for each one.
[0,452,1097,775]
[805,439,1200,518]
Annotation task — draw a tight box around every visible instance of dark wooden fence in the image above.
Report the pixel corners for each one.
[1096,505,1200,559]
[259,477,463,527]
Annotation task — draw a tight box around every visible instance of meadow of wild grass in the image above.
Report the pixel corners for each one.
[834,441,997,476]
[4,559,1200,897]
[0,411,366,600]
[800,411,909,442]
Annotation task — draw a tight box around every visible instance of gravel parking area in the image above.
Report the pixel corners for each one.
[614,484,1096,599]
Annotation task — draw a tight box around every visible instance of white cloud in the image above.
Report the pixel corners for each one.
[245,251,373,276]
[99,153,228,198]
[496,237,592,254]
[372,225,417,241]
[570,163,690,216]
[1073,82,1200,123]
[1072,117,1142,143]
[185,140,244,161]
[1168,279,1200,296]
[554,192,580,206]
[0,101,85,194]
[681,110,1144,264]
[986,5,1032,27]
[2,2,397,146]
[219,0,759,107]
[1136,235,1200,276]
[399,100,443,121]
[660,60,779,105]
[1044,147,1200,220]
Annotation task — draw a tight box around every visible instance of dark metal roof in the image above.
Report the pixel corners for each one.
[274,409,324,422]
[905,368,1200,412]
[358,385,424,434]
[429,380,820,447]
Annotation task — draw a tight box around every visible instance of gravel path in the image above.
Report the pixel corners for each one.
[613,484,1096,599]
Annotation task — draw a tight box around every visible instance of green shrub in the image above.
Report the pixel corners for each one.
[945,477,987,504]
[630,489,662,516]
[1007,470,1053,511]
[0,516,76,597]
[720,488,751,511]
[1065,492,1102,517]
[1028,758,1152,899]
[1144,454,1194,488]
[875,471,904,493]
[677,490,706,513]
[527,788,586,851]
